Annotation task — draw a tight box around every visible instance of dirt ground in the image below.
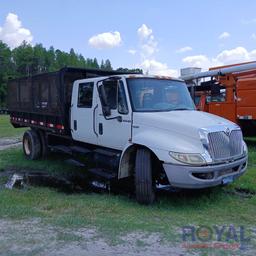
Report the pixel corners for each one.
[0,139,187,255]
[0,219,187,256]
[0,138,21,151]
[0,138,254,256]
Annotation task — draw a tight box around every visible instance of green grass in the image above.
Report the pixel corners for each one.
[0,147,85,175]
[230,142,256,193]
[0,120,256,253]
[0,146,256,241]
[0,186,255,237]
[0,115,26,138]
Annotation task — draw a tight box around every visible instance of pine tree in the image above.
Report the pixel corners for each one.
[104,59,113,70]
[0,41,12,107]
[0,40,141,109]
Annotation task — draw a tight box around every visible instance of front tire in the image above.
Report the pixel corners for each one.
[23,130,41,160]
[135,148,155,204]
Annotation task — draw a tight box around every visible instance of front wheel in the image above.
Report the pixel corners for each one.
[135,148,155,204]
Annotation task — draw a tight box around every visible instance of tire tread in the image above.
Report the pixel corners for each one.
[135,148,155,204]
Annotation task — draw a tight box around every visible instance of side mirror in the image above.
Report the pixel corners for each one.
[98,84,108,105]
[98,84,111,116]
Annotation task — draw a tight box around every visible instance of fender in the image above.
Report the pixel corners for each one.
[118,126,206,179]
[118,141,169,179]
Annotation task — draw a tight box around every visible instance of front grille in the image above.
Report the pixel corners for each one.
[208,130,243,161]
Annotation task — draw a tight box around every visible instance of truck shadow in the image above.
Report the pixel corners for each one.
[1,150,228,207]
[1,167,223,208]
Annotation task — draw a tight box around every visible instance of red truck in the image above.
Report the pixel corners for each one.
[182,62,256,136]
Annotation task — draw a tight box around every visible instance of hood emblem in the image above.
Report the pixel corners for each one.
[224,127,231,136]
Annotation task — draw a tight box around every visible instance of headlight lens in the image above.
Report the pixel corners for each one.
[242,141,248,155]
[169,151,206,165]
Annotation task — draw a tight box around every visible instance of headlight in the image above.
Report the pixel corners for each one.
[169,151,206,165]
[242,141,248,155]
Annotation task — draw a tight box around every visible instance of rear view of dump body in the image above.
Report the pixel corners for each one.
[7,67,127,135]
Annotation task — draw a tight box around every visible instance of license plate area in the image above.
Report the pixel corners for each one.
[222,176,234,185]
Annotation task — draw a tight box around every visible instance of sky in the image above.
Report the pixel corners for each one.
[1,0,256,77]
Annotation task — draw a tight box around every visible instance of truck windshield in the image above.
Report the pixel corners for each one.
[127,78,195,112]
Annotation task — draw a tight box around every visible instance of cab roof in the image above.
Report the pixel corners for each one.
[115,74,183,82]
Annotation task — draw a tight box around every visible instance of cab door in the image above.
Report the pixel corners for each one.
[71,80,98,145]
[96,78,132,150]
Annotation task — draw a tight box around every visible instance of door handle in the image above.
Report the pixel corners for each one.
[74,120,77,131]
[99,123,103,135]
[93,104,98,137]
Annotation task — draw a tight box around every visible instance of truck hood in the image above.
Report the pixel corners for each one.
[133,110,237,138]
[132,110,240,155]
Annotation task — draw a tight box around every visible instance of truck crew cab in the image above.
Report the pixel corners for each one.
[8,67,248,204]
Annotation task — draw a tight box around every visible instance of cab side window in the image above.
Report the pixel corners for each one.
[78,82,94,108]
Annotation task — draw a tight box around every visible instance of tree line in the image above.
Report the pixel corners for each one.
[0,41,142,108]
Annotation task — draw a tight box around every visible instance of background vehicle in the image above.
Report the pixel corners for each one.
[181,62,256,136]
[8,67,248,204]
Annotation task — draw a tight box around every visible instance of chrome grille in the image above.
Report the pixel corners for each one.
[208,130,243,161]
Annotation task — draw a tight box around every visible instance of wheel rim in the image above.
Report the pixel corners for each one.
[24,136,31,155]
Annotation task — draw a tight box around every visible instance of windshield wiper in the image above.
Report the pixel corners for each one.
[172,108,192,111]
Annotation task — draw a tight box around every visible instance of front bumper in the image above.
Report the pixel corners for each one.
[163,155,247,189]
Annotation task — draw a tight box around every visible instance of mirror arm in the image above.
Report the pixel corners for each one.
[105,115,122,122]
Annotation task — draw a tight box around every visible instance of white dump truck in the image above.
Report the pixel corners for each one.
[8,67,248,204]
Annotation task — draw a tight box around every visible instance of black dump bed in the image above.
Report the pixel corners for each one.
[8,67,129,135]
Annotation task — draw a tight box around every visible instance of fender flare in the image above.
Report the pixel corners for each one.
[118,142,161,179]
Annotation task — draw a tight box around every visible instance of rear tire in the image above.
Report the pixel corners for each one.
[23,130,41,160]
[38,130,49,158]
[135,148,155,204]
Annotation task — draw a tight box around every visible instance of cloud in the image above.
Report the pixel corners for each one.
[137,24,152,40]
[140,59,178,77]
[214,47,250,64]
[182,55,212,69]
[141,39,158,57]
[137,24,177,76]
[182,47,256,70]
[0,13,33,49]
[176,46,192,53]
[88,31,121,49]
[128,49,136,55]
[137,25,158,58]
[133,24,177,77]
[218,32,230,40]
[250,49,256,59]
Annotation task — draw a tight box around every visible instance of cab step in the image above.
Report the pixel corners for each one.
[70,146,91,155]
[65,158,86,167]
[51,145,72,155]
[93,148,120,157]
[88,168,117,180]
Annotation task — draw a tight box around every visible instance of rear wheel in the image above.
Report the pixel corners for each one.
[23,130,41,160]
[38,130,49,158]
[135,148,155,204]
